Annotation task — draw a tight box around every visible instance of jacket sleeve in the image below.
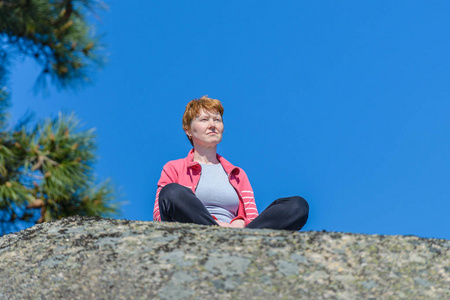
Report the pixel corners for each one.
[231,168,259,226]
[153,163,178,221]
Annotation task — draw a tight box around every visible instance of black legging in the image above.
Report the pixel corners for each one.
[158,183,309,231]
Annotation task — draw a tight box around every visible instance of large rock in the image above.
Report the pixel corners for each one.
[0,216,448,299]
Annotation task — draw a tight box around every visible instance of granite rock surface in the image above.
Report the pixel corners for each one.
[0,216,448,299]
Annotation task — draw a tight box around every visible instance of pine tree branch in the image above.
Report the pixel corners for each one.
[0,0,106,90]
[0,1,118,236]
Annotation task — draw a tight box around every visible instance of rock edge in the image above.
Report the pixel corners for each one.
[1,216,449,299]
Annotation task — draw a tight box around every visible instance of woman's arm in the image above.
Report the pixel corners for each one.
[153,163,177,221]
[232,168,259,226]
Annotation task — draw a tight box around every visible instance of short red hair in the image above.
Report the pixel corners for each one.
[182,96,224,146]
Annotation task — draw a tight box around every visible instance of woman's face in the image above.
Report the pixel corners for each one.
[186,109,224,148]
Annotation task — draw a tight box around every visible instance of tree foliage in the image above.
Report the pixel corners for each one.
[0,113,118,235]
[0,1,118,236]
[0,0,106,89]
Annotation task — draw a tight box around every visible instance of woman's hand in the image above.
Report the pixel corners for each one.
[230,219,245,228]
[216,221,233,228]
[216,220,245,228]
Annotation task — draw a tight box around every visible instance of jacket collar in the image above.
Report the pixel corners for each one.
[185,149,240,175]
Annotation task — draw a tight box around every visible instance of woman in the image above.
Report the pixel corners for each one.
[153,96,309,230]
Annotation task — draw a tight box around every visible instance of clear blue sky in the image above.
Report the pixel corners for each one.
[9,1,450,239]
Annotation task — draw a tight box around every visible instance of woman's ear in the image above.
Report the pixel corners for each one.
[184,130,191,138]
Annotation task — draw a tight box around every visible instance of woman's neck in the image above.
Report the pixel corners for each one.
[193,146,219,164]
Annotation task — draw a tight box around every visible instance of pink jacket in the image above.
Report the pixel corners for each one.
[153,149,259,226]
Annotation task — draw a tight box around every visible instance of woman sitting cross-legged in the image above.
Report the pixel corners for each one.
[153,96,309,230]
